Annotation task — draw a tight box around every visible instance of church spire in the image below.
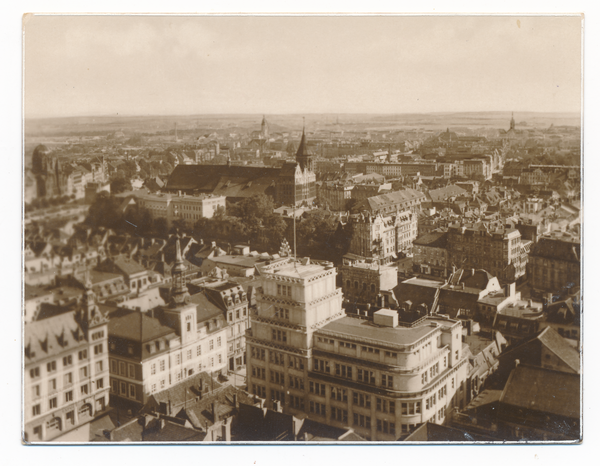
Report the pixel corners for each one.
[510,112,515,130]
[170,236,189,305]
[296,118,315,172]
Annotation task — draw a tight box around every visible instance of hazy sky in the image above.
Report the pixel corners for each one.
[23,15,582,118]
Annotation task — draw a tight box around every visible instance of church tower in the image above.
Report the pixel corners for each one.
[295,125,316,173]
[261,115,269,140]
[510,112,515,131]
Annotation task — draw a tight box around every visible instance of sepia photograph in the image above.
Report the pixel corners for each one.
[21,12,583,445]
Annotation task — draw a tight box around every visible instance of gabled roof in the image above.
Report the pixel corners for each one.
[500,365,580,419]
[536,327,580,373]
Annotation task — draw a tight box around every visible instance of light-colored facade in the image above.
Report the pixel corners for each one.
[347,210,418,262]
[246,258,469,441]
[196,279,251,372]
[107,240,228,411]
[135,192,226,228]
[24,287,110,442]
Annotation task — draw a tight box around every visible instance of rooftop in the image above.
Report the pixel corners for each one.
[319,315,451,348]
[264,259,333,280]
[500,365,580,419]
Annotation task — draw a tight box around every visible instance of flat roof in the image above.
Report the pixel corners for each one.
[319,316,439,347]
[268,261,330,279]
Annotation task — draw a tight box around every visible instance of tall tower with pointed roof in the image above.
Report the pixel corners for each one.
[170,236,190,306]
[261,115,269,140]
[296,124,316,173]
[510,112,515,131]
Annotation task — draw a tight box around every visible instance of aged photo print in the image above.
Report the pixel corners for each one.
[22,13,582,444]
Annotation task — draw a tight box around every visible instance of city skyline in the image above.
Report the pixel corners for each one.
[24,15,582,119]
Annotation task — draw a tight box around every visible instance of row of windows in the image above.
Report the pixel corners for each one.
[276,284,292,297]
[31,363,103,399]
[227,307,248,322]
[249,347,305,370]
[31,380,102,417]
[111,379,137,399]
[30,349,95,379]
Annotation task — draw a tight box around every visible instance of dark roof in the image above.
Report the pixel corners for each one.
[404,422,474,442]
[108,309,174,343]
[500,365,580,419]
[188,291,226,323]
[141,420,205,442]
[530,237,580,262]
[413,231,448,248]
[166,164,280,197]
[393,279,442,312]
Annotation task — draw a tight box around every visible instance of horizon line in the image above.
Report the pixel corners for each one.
[25,110,582,121]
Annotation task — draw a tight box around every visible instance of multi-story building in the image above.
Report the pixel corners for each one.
[107,239,228,412]
[340,260,398,306]
[347,210,417,262]
[134,192,226,229]
[446,223,527,283]
[192,279,251,372]
[412,232,449,278]
[528,233,580,294]
[246,257,469,441]
[24,283,110,442]
[317,181,354,211]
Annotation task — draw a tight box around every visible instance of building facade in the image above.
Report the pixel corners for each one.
[24,284,110,442]
[528,234,580,294]
[134,192,226,229]
[446,223,527,283]
[107,239,228,412]
[340,261,398,306]
[194,279,251,372]
[246,258,469,441]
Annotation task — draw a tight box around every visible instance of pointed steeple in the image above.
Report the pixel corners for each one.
[296,118,315,172]
[170,236,189,305]
[510,112,515,131]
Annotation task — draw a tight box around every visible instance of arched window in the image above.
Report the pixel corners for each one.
[354,281,358,289]
[78,403,93,418]
[346,280,351,289]
[362,283,367,291]
[47,417,62,432]
[370,284,375,293]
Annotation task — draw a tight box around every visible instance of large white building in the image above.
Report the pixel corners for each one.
[107,239,228,412]
[134,192,226,229]
[246,257,470,440]
[24,283,110,442]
